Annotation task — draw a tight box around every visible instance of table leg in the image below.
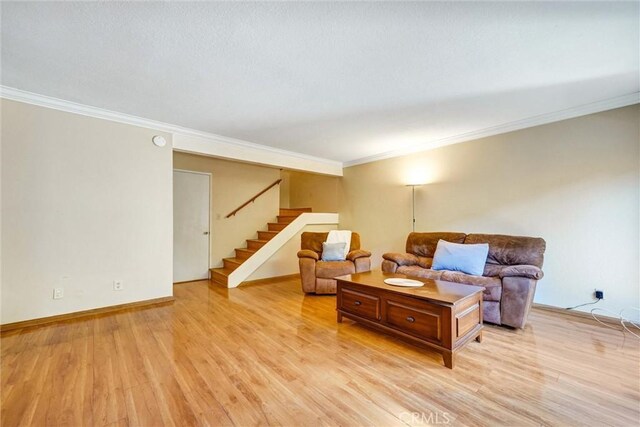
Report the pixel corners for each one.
[443,351,455,369]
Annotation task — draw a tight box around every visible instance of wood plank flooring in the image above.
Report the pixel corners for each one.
[2,278,639,426]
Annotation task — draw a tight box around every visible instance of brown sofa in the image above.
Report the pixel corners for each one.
[298,232,371,294]
[382,232,546,329]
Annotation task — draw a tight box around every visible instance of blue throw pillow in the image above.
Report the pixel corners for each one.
[431,239,489,276]
[321,242,347,261]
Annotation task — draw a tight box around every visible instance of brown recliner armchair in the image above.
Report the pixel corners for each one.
[298,232,371,294]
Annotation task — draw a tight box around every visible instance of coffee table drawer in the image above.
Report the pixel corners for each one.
[340,288,381,321]
[385,299,442,344]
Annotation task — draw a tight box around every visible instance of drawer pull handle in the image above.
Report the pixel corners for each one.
[406,316,415,323]
[354,301,362,306]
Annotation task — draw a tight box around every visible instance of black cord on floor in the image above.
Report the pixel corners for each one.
[566,298,601,310]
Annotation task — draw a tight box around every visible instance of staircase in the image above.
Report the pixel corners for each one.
[210,207,312,286]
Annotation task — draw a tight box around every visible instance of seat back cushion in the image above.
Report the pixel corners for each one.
[464,234,546,267]
[301,231,361,255]
[405,232,466,257]
[431,240,489,276]
[321,242,347,261]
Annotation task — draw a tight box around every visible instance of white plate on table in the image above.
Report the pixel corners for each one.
[384,278,424,287]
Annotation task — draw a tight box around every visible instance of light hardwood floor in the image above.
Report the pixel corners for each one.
[2,278,639,426]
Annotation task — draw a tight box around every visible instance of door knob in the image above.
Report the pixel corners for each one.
[203,232,210,235]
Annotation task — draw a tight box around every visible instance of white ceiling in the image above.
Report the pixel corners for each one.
[2,1,638,165]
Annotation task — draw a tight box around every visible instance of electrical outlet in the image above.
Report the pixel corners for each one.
[595,289,604,300]
[113,280,124,291]
[53,288,64,299]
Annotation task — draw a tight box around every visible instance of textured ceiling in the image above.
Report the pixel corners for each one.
[2,1,638,163]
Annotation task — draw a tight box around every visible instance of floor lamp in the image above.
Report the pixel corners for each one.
[406,184,423,232]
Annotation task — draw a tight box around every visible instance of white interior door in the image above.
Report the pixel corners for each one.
[173,170,210,282]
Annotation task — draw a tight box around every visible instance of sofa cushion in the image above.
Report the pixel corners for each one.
[440,271,502,302]
[321,242,347,261]
[316,260,355,278]
[432,240,489,276]
[405,232,466,257]
[397,265,444,280]
[465,234,546,267]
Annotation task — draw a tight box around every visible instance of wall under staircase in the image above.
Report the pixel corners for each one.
[211,208,339,288]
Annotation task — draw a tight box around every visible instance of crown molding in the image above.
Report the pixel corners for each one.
[344,92,640,167]
[4,86,637,173]
[0,86,343,176]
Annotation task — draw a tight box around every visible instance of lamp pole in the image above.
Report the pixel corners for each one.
[407,184,423,232]
[412,185,416,232]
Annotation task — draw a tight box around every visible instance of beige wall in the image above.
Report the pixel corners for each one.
[340,105,640,319]
[286,170,340,212]
[1,99,173,324]
[173,152,280,268]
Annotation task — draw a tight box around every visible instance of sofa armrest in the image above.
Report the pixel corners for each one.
[347,250,371,261]
[499,265,543,280]
[382,252,419,266]
[381,260,397,273]
[297,250,319,261]
[299,257,317,293]
[501,276,537,328]
[354,257,371,273]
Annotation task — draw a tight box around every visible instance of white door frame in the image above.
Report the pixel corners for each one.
[173,168,212,277]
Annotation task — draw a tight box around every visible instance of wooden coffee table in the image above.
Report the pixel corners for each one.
[336,270,484,368]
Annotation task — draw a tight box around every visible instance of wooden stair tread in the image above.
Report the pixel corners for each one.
[210,267,233,286]
[246,239,268,250]
[211,267,233,276]
[257,230,279,240]
[281,207,312,212]
[235,248,257,260]
[222,257,244,272]
[267,222,287,231]
[279,207,312,216]
[277,215,298,223]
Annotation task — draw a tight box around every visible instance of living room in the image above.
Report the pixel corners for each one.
[1,1,639,426]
